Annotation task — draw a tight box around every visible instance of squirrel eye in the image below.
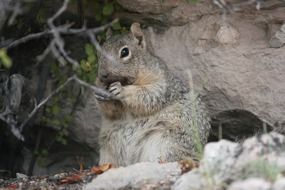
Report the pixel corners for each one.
[120,47,129,58]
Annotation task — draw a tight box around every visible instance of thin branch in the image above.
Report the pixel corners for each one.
[36,41,53,63]
[6,30,49,49]
[48,0,69,24]
[72,76,113,100]
[46,0,79,67]
[4,19,119,49]
[8,1,24,25]
[87,30,116,64]
[19,75,113,132]
[19,75,74,131]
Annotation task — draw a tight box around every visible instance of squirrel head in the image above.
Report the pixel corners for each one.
[97,23,148,87]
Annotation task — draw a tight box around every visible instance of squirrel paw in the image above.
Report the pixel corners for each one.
[109,82,123,99]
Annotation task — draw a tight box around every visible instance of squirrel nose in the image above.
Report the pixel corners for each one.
[100,70,109,80]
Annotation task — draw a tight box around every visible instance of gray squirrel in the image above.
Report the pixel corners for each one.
[95,23,210,166]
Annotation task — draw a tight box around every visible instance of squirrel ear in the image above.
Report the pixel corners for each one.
[130,23,146,48]
[106,28,112,40]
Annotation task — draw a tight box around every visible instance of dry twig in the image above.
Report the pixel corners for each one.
[19,75,113,133]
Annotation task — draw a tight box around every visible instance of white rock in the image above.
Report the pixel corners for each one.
[173,169,212,190]
[228,178,271,190]
[84,162,181,190]
[216,24,240,44]
[273,178,285,190]
[236,132,285,170]
[16,173,28,179]
[172,169,199,190]
[201,140,241,183]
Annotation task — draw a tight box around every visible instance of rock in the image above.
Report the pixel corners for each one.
[21,138,97,176]
[228,178,271,190]
[84,162,181,190]
[116,0,217,26]
[82,132,285,189]
[270,24,285,48]
[216,24,240,44]
[116,0,285,27]
[201,140,241,183]
[117,0,179,14]
[16,173,28,180]
[236,132,285,172]
[199,132,285,185]
[172,169,211,190]
[273,178,285,190]
[146,13,285,133]
[71,91,101,151]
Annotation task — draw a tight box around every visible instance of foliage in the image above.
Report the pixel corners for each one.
[187,71,204,160]
[76,43,98,82]
[41,95,72,146]
[35,149,50,167]
[185,0,200,3]
[0,49,12,69]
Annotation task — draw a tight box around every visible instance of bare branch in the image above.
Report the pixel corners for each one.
[36,41,53,63]
[87,30,116,65]
[19,75,75,131]
[48,0,69,25]
[8,1,24,25]
[72,76,114,100]
[46,0,79,67]
[7,30,49,49]
[19,75,113,132]
[4,19,119,49]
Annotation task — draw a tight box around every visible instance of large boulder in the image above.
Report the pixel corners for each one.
[144,10,285,134]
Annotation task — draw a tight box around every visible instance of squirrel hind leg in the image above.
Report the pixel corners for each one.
[134,121,193,163]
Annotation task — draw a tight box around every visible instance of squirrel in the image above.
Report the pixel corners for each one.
[95,23,211,166]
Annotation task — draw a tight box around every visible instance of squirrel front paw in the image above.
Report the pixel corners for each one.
[109,82,123,99]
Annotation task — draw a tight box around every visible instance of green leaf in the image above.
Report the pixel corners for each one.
[0,49,12,68]
[85,43,94,56]
[34,150,39,156]
[112,21,121,30]
[51,104,60,115]
[61,138,67,145]
[186,0,199,3]
[41,149,48,157]
[52,119,60,126]
[95,13,102,21]
[103,3,114,16]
